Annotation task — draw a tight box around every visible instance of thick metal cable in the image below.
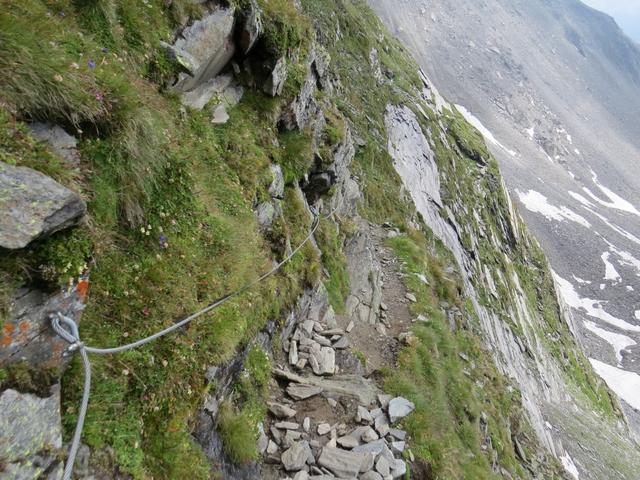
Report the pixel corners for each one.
[50,205,336,479]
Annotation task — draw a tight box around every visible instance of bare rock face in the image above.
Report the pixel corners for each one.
[0,279,87,369]
[263,56,288,97]
[0,161,86,249]
[168,5,236,93]
[0,386,63,479]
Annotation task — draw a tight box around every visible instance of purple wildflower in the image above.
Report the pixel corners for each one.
[101,47,109,54]
[58,11,65,17]
[159,234,168,244]
[87,59,96,69]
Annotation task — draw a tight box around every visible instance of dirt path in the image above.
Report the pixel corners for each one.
[259,224,417,479]
[336,225,414,375]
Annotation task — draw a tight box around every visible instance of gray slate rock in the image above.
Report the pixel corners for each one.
[361,472,383,480]
[287,383,323,400]
[264,57,288,96]
[28,123,80,166]
[269,164,285,199]
[388,397,415,423]
[281,441,311,471]
[268,402,297,419]
[357,405,373,425]
[0,161,86,249]
[171,6,236,92]
[0,387,63,478]
[317,447,368,478]
[239,0,262,54]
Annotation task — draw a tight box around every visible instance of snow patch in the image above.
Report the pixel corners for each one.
[584,206,640,247]
[454,104,517,156]
[561,453,580,479]
[583,321,635,365]
[526,126,535,138]
[601,252,621,283]
[583,170,640,217]
[552,272,640,332]
[590,359,640,412]
[568,191,595,209]
[608,243,640,277]
[572,275,591,285]
[517,190,591,228]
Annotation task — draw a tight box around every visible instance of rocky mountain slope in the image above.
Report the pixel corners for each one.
[370,0,640,443]
[1,0,639,479]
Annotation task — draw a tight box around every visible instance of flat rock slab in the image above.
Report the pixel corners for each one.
[0,387,63,477]
[281,441,312,471]
[274,369,380,405]
[317,447,369,478]
[0,161,86,249]
[388,397,415,423]
[287,383,323,400]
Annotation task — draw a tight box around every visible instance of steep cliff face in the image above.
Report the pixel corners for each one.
[1,1,638,479]
[370,0,640,443]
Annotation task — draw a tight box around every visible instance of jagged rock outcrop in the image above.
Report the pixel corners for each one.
[238,0,262,55]
[279,47,331,131]
[0,161,86,249]
[384,101,640,479]
[263,56,288,97]
[168,5,236,93]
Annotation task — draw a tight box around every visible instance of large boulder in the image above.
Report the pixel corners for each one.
[169,5,236,93]
[0,161,86,249]
[0,386,63,479]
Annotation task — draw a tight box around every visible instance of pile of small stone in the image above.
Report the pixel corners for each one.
[260,394,416,479]
[283,306,353,377]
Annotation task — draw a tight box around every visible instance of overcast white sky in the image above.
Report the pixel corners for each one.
[581,0,640,42]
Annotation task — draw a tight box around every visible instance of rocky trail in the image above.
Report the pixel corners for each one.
[258,223,420,480]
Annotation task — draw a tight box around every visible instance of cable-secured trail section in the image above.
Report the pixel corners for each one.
[51,206,331,480]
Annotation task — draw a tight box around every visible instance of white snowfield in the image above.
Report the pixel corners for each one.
[553,272,640,332]
[583,321,635,365]
[583,170,640,217]
[560,453,580,480]
[517,190,591,228]
[589,359,640,412]
[584,206,640,247]
[601,252,622,283]
[454,104,518,156]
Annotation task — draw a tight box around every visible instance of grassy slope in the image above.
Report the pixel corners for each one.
[300,0,616,477]
[0,0,617,479]
[0,0,324,477]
